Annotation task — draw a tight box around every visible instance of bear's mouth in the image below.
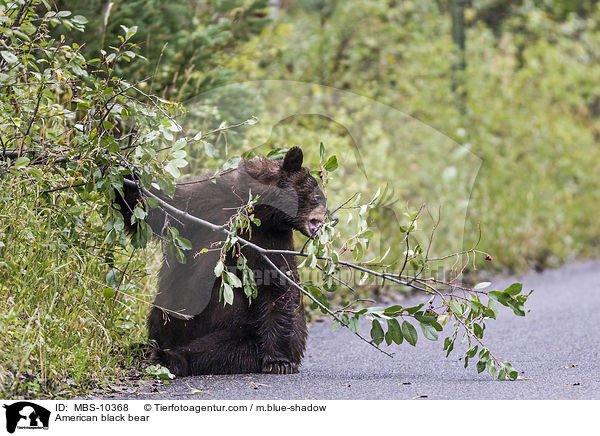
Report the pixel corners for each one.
[308,219,322,234]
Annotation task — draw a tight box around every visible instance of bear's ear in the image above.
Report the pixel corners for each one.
[282,147,303,173]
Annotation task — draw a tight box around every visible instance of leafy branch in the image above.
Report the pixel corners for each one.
[123,155,532,380]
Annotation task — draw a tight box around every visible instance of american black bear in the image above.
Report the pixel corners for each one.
[117,147,333,376]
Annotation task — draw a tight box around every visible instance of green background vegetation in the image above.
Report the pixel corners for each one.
[1,0,599,397]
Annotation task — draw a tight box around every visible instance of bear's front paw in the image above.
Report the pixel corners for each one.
[262,360,298,374]
[150,348,189,377]
[150,348,167,364]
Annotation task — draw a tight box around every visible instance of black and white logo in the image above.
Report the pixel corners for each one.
[3,402,50,433]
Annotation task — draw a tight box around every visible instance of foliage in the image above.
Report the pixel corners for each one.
[0,0,159,397]
[0,0,272,398]
[144,364,174,380]
[0,0,249,397]
[226,0,600,273]
[463,0,599,32]
[54,0,270,101]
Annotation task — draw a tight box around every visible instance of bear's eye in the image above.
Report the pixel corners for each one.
[313,195,321,202]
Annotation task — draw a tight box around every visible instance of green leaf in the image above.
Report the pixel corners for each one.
[419,323,438,341]
[27,167,44,182]
[469,299,484,316]
[445,338,454,357]
[165,161,181,178]
[173,149,187,159]
[225,271,242,288]
[404,303,424,315]
[222,283,234,305]
[203,141,215,158]
[176,236,192,250]
[370,320,384,345]
[414,312,437,324]
[131,221,151,248]
[504,283,523,296]
[366,306,385,316]
[132,206,146,221]
[384,305,403,316]
[105,269,119,288]
[430,321,443,331]
[14,156,30,168]
[352,242,363,261]
[323,155,338,172]
[125,25,138,39]
[172,158,188,168]
[243,267,257,299]
[146,197,159,209]
[488,290,510,306]
[172,138,186,150]
[145,365,175,380]
[474,281,491,290]
[214,260,224,277]
[401,320,418,346]
[307,287,329,314]
[466,345,479,358]
[386,318,403,344]
[347,315,360,333]
[222,156,241,170]
[449,300,463,316]
[305,253,317,268]
[487,359,496,377]
[174,247,186,264]
[512,305,526,317]
[1,51,18,64]
[384,329,393,346]
[72,15,88,24]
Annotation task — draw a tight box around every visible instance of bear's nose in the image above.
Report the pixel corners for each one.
[329,213,339,227]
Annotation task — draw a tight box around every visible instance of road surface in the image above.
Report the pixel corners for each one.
[102,261,600,399]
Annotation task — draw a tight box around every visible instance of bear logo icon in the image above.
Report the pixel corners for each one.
[3,402,50,433]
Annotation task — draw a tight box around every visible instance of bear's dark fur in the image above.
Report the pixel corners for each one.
[116,147,330,376]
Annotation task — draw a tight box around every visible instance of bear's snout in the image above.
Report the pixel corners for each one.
[329,212,339,226]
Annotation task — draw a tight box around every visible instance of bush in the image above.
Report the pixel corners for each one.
[0,0,221,397]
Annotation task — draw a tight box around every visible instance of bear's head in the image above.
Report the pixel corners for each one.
[242,147,335,237]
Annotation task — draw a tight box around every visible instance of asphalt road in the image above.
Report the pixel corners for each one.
[103,261,600,400]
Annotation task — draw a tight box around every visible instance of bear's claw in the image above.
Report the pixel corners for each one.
[262,360,298,374]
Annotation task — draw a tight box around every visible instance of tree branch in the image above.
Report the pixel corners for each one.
[129,180,394,357]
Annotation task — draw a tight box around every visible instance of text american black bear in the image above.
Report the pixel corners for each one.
[117,147,332,376]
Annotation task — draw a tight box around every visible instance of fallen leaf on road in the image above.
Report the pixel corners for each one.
[249,382,271,389]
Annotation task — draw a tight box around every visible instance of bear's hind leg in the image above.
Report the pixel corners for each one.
[152,327,261,376]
